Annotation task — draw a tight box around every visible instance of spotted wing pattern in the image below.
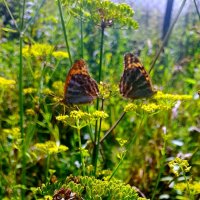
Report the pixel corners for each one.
[119,53,156,99]
[64,59,99,104]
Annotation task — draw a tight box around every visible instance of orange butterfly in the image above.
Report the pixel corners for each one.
[119,53,156,99]
[63,59,99,104]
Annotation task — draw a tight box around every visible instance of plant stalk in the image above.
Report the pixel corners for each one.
[57,0,72,65]
[93,99,104,175]
[100,111,126,144]
[19,0,26,199]
[92,25,105,173]
[109,116,143,180]
[149,0,187,74]
[151,138,166,200]
[77,127,85,176]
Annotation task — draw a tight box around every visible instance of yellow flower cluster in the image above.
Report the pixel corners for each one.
[0,77,16,87]
[154,91,192,101]
[174,181,200,195]
[52,51,69,59]
[56,110,108,128]
[124,103,137,112]
[23,87,37,94]
[3,127,20,139]
[124,102,170,113]
[92,110,109,119]
[168,157,191,177]
[141,103,170,113]
[34,141,68,155]
[22,43,54,58]
[70,110,91,120]
[52,81,65,96]
[26,108,36,116]
[42,88,53,95]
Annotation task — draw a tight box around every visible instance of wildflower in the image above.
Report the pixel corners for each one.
[154,91,192,101]
[64,0,138,29]
[141,103,170,113]
[42,88,54,95]
[70,110,91,121]
[92,110,108,119]
[34,141,68,155]
[23,87,37,94]
[26,109,36,116]
[3,127,20,139]
[52,81,65,96]
[124,103,138,112]
[168,157,191,177]
[52,51,69,59]
[0,77,16,87]
[174,181,200,195]
[22,43,54,58]
[116,138,127,147]
[56,111,91,128]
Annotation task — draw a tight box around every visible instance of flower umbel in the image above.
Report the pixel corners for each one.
[34,141,68,155]
[168,157,191,177]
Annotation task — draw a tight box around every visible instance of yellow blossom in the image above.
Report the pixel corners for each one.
[154,91,192,101]
[92,110,108,119]
[168,157,191,177]
[26,109,36,116]
[42,88,53,95]
[34,141,68,155]
[174,182,200,195]
[0,77,16,87]
[52,81,65,96]
[141,103,170,113]
[22,43,54,58]
[3,127,20,139]
[52,51,69,59]
[70,110,91,120]
[124,103,138,112]
[23,87,37,94]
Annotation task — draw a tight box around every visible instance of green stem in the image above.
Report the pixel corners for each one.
[109,125,139,180]
[100,111,126,143]
[93,99,104,176]
[181,168,191,199]
[57,0,72,65]
[45,154,50,183]
[19,0,26,199]
[77,127,85,176]
[109,115,144,180]
[92,25,105,173]
[23,0,46,32]
[151,137,166,200]
[3,0,19,31]
[98,26,105,83]
[149,0,187,74]
[80,1,84,58]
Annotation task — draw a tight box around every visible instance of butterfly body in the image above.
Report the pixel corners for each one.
[64,59,99,104]
[119,53,156,99]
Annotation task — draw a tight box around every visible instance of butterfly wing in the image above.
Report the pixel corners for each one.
[119,53,156,99]
[64,59,99,104]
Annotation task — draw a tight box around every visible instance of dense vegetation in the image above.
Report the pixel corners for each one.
[0,0,200,199]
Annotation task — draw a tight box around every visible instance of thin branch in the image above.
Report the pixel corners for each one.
[149,0,187,74]
[23,0,46,33]
[57,0,73,65]
[3,0,19,32]
[100,111,126,144]
[194,0,200,20]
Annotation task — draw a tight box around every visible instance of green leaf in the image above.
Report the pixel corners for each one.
[2,27,18,33]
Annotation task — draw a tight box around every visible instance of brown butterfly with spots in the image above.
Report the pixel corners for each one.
[119,53,156,99]
[63,59,99,104]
